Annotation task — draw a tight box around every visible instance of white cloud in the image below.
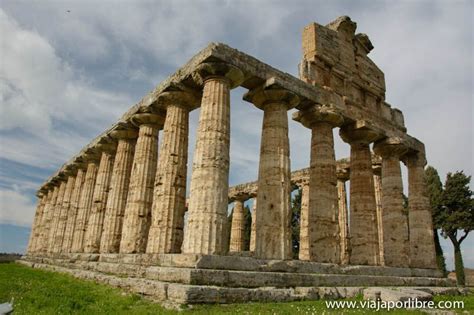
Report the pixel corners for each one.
[0,189,36,226]
[0,8,133,168]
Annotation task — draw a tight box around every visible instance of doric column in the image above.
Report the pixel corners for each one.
[51,171,76,253]
[27,190,47,254]
[183,62,243,255]
[47,179,67,254]
[243,84,299,260]
[84,144,116,253]
[32,190,53,254]
[120,114,163,253]
[38,186,58,253]
[298,182,310,260]
[71,155,99,253]
[62,165,86,253]
[229,198,246,252]
[293,106,343,263]
[373,166,384,266]
[340,121,381,265]
[337,169,350,265]
[147,91,197,254]
[249,198,257,252]
[100,130,137,253]
[403,151,437,269]
[374,138,409,267]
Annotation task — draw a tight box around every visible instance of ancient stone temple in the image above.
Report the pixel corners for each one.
[22,16,453,304]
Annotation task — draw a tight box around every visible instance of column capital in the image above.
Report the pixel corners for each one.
[192,62,244,88]
[230,192,250,203]
[130,113,165,128]
[243,85,299,110]
[63,164,78,177]
[402,150,427,168]
[339,120,383,145]
[293,177,309,189]
[95,142,117,155]
[82,148,102,162]
[156,90,200,111]
[373,137,409,158]
[292,104,344,128]
[109,128,139,140]
[336,168,350,181]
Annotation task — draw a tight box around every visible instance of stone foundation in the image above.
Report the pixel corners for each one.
[19,254,455,304]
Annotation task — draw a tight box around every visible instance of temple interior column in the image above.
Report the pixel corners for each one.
[62,165,86,253]
[243,86,299,260]
[51,171,76,253]
[147,91,197,254]
[337,170,350,265]
[374,138,409,267]
[229,198,246,252]
[84,144,116,253]
[340,121,381,265]
[183,62,243,255]
[120,114,163,253]
[100,130,137,253]
[249,198,257,252]
[298,182,310,260]
[404,151,438,269]
[372,167,384,266]
[71,154,100,253]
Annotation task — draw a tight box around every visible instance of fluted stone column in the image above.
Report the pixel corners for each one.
[62,167,86,253]
[47,179,67,254]
[337,175,350,265]
[340,121,381,265]
[229,198,246,252]
[51,173,76,253]
[249,198,257,252]
[147,91,197,254]
[404,151,437,269]
[100,131,137,253]
[298,182,310,260]
[243,86,299,260]
[374,138,409,267]
[293,106,343,263]
[84,146,116,253]
[71,158,99,253]
[38,186,58,253]
[30,190,48,253]
[120,114,163,253]
[373,170,384,266]
[27,191,47,254]
[183,63,243,255]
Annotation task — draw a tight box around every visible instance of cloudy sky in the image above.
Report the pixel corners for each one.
[0,0,472,269]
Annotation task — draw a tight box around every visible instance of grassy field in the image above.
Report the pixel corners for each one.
[0,262,472,314]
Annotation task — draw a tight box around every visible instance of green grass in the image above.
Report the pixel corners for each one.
[0,262,472,314]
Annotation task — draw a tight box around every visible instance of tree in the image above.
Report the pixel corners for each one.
[438,171,473,285]
[424,166,447,276]
[291,188,302,258]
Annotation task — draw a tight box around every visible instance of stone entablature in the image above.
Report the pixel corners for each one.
[227,155,381,201]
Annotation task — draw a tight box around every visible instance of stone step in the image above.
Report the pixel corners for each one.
[29,257,455,288]
[16,260,466,305]
[25,253,444,278]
